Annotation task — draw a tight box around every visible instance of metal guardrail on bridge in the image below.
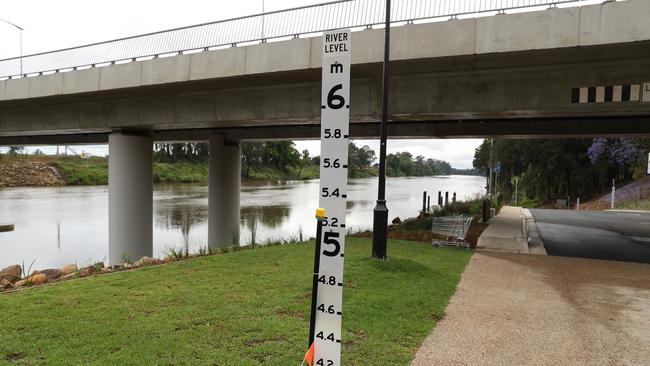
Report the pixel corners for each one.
[0,0,592,79]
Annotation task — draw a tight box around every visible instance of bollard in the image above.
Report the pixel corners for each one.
[422,190,427,214]
[438,191,443,206]
[445,192,449,207]
[427,195,431,213]
[576,198,580,210]
[452,192,457,203]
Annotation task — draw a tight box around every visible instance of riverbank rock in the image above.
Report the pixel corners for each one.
[34,268,62,281]
[0,265,22,283]
[0,161,66,187]
[0,279,14,290]
[60,264,78,276]
[14,274,49,287]
[133,256,160,268]
[78,265,97,278]
[29,274,49,285]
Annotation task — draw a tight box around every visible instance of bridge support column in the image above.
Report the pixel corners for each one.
[108,132,153,265]
[208,135,241,249]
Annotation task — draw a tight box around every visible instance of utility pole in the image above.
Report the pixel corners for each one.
[488,139,494,199]
[514,177,518,206]
[371,0,391,259]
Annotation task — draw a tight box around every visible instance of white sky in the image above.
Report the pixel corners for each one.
[0,0,490,168]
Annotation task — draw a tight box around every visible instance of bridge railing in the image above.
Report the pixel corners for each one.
[0,0,591,79]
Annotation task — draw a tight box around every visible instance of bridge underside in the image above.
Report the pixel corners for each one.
[1,116,650,146]
[1,41,650,145]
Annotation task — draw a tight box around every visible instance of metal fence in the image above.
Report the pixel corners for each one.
[0,0,591,79]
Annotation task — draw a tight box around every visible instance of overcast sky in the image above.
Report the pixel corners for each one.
[0,0,487,168]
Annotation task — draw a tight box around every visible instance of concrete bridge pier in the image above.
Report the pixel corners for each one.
[108,132,153,265]
[208,134,241,249]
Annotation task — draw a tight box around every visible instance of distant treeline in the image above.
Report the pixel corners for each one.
[450,168,483,176]
[473,138,650,203]
[386,152,452,177]
[152,141,470,179]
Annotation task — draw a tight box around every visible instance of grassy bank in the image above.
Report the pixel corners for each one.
[51,158,211,185]
[0,238,471,365]
[244,164,377,181]
[616,199,650,211]
[51,157,375,185]
[54,158,321,185]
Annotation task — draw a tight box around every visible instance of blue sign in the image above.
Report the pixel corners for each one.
[495,161,501,174]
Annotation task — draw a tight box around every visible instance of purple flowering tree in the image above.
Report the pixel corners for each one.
[588,138,645,166]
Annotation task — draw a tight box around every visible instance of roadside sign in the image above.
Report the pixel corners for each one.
[495,161,501,174]
[643,82,650,102]
[647,152,650,175]
[312,29,351,366]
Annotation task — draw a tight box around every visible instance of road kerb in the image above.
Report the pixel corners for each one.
[522,209,547,255]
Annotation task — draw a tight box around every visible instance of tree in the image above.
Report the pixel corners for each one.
[154,143,209,163]
[347,143,377,177]
[240,141,301,178]
[472,137,648,205]
[588,138,645,181]
[297,149,311,178]
[385,152,452,177]
[8,146,24,155]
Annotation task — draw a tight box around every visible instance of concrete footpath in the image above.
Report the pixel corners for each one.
[411,252,650,365]
[477,205,546,255]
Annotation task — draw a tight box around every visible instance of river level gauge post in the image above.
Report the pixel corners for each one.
[306,29,352,366]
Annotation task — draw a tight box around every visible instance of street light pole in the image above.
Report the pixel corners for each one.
[0,18,24,75]
[261,0,266,42]
[371,0,391,259]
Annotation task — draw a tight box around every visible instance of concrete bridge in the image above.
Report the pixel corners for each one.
[1,0,649,264]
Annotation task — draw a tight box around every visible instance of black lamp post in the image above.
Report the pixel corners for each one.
[371,0,391,259]
[0,18,24,75]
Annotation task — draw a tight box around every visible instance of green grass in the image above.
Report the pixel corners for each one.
[517,198,542,209]
[51,158,210,185]
[246,164,320,180]
[0,238,471,365]
[51,157,108,186]
[154,162,208,183]
[616,199,650,211]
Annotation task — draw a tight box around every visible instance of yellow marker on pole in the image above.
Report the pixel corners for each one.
[316,208,326,219]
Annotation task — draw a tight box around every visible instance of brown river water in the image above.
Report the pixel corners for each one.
[0,175,485,269]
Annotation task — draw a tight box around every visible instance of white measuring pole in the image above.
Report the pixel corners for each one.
[313,29,351,366]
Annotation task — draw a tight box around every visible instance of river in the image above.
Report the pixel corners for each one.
[0,175,485,269]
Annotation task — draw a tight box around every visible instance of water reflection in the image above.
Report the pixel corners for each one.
[0,176,485,268]
[241,206,291,229]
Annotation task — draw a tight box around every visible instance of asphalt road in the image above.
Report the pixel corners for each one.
[530,209,650,263]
